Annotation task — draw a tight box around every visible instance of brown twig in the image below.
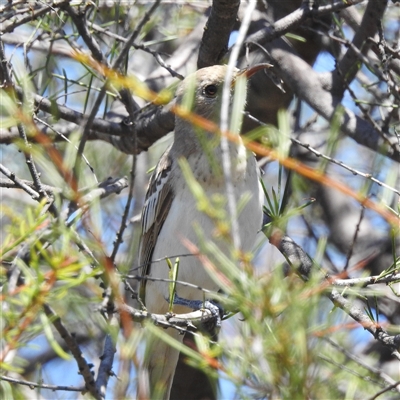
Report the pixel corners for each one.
[42,304,101,399]
[0,375,84,392]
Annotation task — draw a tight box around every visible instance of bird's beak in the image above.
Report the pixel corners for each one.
[241,63,273,78]
[231,63,273,87]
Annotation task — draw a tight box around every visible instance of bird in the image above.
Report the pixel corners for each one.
[138,64,266,399]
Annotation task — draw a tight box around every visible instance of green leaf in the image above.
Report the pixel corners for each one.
[230,73,247,134]
[40,312,71,360]
[284,32,307,42]
[167,257,180,312]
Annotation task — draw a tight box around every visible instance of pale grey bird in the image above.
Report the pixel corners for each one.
[138,64,266,399]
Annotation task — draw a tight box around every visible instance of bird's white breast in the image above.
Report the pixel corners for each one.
[145,150,262,314]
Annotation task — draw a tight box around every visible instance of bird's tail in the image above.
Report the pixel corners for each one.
[144,327,183,399]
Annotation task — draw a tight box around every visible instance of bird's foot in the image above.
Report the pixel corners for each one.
[168,295,223,331]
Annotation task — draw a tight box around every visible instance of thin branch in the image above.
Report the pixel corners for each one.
[67,5,162,395]
[254,39,400,162]
[245,111,400,196]
[0,375,84,392]
[61,6,113,176]
[95,316,118,399]
[343,207,366,271]
[0,91,175,152]
[0,38,55,213]
[0,91,173,153]
[269,233,400,360]
[334,0,388,93]
[293,138,400,195]
[42,303,101,400]
[64,4,108,66]
[33,115,96,174]
[0,0,68,34]
[319,354,384,386]
[77,6,162,395]
[3,22,185,80]
[71,0,162,184]
[367,380,400,400]
[125,273,214,296]
[88,22,184,80]
[82,177,129,202]
[1,176,127,207]
[344,72,397,150]
[66,177,129,226]
[323,337,400,392]
[111,0,163,72]
[242,0,365,56]
[331,273,400,287]
[0,177,60,195]
[329,288,400,361]
[117,302,217,334]
[0,164,40,200]
[110,159,135,261]
[2,87,131,137]
[318,27,399,103]
[1,31,75,58]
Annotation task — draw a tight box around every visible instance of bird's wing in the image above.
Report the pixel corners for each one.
[139,144,174,305]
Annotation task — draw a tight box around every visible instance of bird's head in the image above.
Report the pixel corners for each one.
[175,64,272,121]
[173,64,271,151]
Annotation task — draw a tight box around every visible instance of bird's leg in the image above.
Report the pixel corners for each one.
[167,294,223,331]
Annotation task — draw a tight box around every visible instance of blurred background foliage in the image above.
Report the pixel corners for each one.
[1,1,399,399]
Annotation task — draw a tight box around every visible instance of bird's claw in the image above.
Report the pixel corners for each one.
[167,295,223,331]
[201,300,223,330]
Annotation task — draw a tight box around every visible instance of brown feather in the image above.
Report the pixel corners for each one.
[139,145,174,305]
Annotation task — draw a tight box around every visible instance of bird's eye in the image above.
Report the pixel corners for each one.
[204,84,218,97]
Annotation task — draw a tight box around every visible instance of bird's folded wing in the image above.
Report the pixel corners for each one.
[139,145,174,305]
